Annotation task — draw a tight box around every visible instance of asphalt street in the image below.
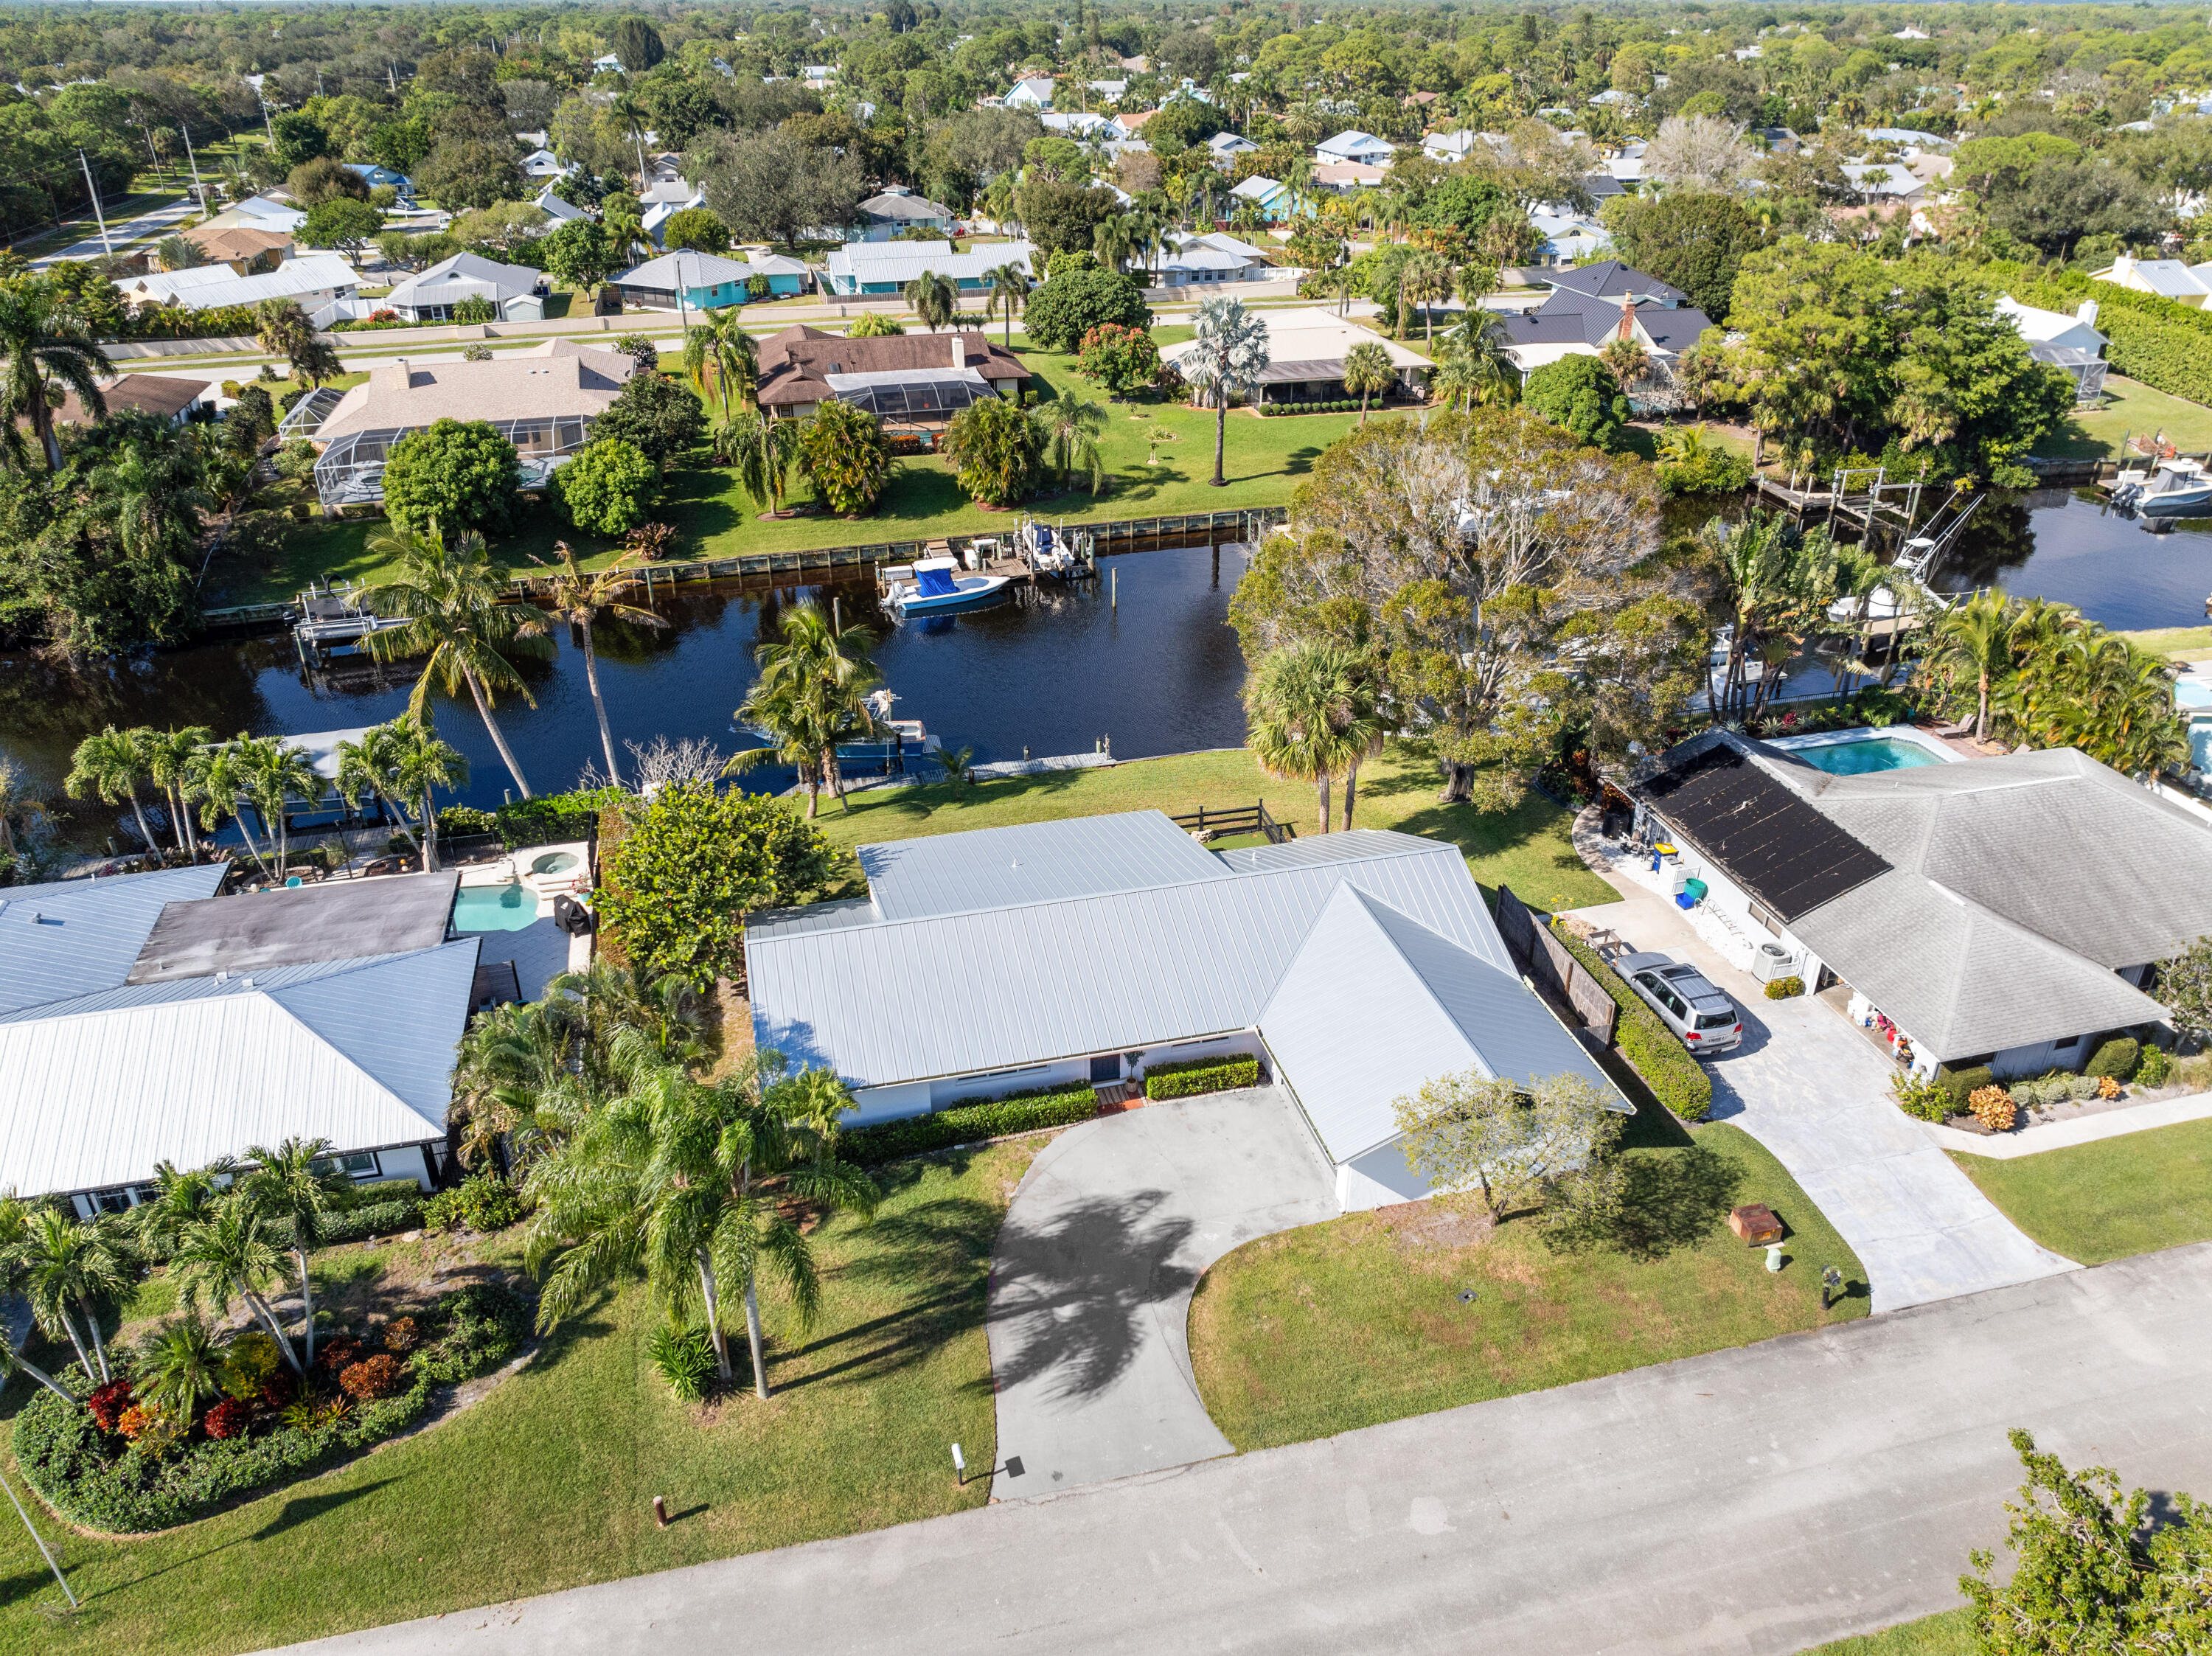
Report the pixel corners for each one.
[269,1241,2212,1656]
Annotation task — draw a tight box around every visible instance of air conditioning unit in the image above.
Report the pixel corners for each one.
[1753,942,1798,983]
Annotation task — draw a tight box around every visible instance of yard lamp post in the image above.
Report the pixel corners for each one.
[1821,1266,1843,1310]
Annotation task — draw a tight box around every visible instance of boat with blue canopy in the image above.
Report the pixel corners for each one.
[884,556,1014,616]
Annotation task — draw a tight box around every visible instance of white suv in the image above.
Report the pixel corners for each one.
[1618,952,1744,1055]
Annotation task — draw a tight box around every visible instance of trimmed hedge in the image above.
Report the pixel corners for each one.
[1548,922,1714,1121]
[2085,1036,2140,1082]
[267,1197,424,1250]
[843,1085,1099,1164]
[1143,1054,1261,1099]
[1996,268,2212,406]
[1935,1063,1995,1106]
[1259,400,1358,416]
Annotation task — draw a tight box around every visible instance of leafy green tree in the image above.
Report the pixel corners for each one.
[661,206,729,253]
[271,111,332,169]
[2156,935,2212,1045]
[65,725,159,854]
[611,15,666,74]
[1962,1429,2212,1654]
[380,419,524,537]
[1523,355,1629,450]
[540,219,616,293]
[944,392,1042,507]
[845,310,902,338]
[1015,175,1119,259]
[692,128,865,253]
[1653,424,1752,497]
[1601,191,1761,324]
[592,372,706,474]
[300,197,386,259]
[594,781,836,986]
[1393,1069,1624,1222]
[1410,174,1512,240]
[796,398,891,515]
[1022,266,1152,352]
[552,438,658,536]
[0,276,112,470]
[416,139,527,212]
[1074,322,1161,399]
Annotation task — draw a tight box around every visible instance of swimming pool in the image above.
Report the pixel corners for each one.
[1785,736,1950,774]
[451,883,540,932]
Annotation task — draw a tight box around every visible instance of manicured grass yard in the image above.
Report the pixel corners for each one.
[803,745,1617,915]
[2119,623,2212,658]
[2037,375,2212,461]
[1798,1610,1978,1655]
[1946,1117,2212,1265]
[202,335,1372,607]
[1189,1114,1870,1453]
[0,1143,1034,1655]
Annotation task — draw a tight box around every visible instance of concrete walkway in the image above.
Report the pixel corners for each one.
[268,1242,2212,1656]
[1927,1087,2212,1159]
[1564,879,2076,1314]
[984,1089,1335,1500]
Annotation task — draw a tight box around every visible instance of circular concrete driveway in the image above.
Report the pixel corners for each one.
[984,1088,1336,1500]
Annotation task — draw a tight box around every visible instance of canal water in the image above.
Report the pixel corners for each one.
[1933,487,2212,629]
[0,543,1255,841]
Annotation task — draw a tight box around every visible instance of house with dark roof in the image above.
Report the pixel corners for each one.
[846,185,959,243]
[1496,259,1717,383]
[754,324,1029,428]
[55,373,211,428]
[747,811,1621,1211]
[1624,731,2212,1082]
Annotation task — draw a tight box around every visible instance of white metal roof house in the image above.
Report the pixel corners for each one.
[1422,130,1482,164]
[1155,231,1273,287]
[2090,253,2212,306]
[1005,76,1056,110]
[1995,294,2110,402]
[1626,732,2212,1082]
[820,238,1034,296]
[1208,131,1260,162]
[383,251,546,322]
[120,253,358,316]
[745,810,1614,1211]
[1162,307,1429,405]
[0,866,481,1217]
[521,147,574,180]
[535,183,589,224]
[201,193,308,235]
[1317,129,1394,165]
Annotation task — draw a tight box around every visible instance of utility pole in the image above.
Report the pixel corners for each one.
[181,121,207,214]
[77,148,112,257]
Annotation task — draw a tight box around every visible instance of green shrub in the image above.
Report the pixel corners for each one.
[1143,1054,1261,1099]
[438,805,498,838]
[1763,975,1804,1000]
[2066,1073,2101,1101]
[1935,1063,1994,1105]
[647,1324,719,1402]
[2084,1036,2140,1082]
[843,1085,1099,1164]
[422,1172,526,1234]
[265,1197,422,1250]
[334,1177,424,1210]
[1548,922,1713,1121]
[1892,1072,1952,1122]
[2135,1044,2173,1088]
[419,1281,532,1382]
[493,790,608,849]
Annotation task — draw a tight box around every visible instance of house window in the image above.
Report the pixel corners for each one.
[1747,901,1781,936]
[314,1151,382,1180]
[2053,1035,2081,1051]
[89,1187,135,1214]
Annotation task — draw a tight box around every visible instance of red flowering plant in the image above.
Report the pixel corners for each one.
[202,1396,254,1441]
[87,1379,135,1433]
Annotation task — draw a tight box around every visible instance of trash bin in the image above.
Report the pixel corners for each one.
[1676,891,1697,910]
[1683,877,1708,905]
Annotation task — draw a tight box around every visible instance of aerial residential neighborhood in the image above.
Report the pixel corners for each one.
[2,2,2212,1654]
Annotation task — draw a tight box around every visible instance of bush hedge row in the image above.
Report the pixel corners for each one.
[1548,922,1714,1121]
[1935,1063,1995,1105]
[2000,271,2212,405]
[2085,1036,2140,1081]
[266,1197,424,1250]
[1259,400,1359,416]
[842,1085,1099,1164]
[1143,1054,1261,1099]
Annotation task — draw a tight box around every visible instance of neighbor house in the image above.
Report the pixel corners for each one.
[1161,307,1429,405]
[1316,129,1394,166]
[55,373,212,428]
[535,184,589,225]
[1995,294,2110,403]
[199,192,308,235]
[343,162,414,198]
[1154,230,1273,287]
[745,811,1620,1212]
[1207,131,1259,164]
[1313,159,1388,194]
[383,251,546,322]
[521,147,571,180]
[1005,76,1056,110]
[1422,130,1483,164]
[1624,731,2212,1082]
[846,184,959,242]
[753,324,1028,427]
[1043,111,1119,142]
[819,237,1034,296]
[2090,252,2212,306]
[184,225,293,273]
[309,338,636,509]
[1495,259,1715,382]
[119,252,358,316]
[610,248,810,311]
[0,866,481,1217]
[1229,174,1298,220]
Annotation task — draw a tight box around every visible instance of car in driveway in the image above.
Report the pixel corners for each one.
[1618,952,1743,1054]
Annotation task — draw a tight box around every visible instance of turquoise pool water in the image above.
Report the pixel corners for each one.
[1790,737,1948,775]
[451,883,540,932]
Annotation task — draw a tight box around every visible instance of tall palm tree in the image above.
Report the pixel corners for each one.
[1036,394,1109,494]
[335,720,419,854]
[227,734,321,878]
[170,1196,305,1374]
[526,1046,876,1400]
[602,196,651,265]
[252,298,341,387]
[386,714,467,872]
[1180,296,1271,488]
[723,411,800,514]
[66,726,160,857]
[725,671,833,815]
[243,1136,351,1367]
[363,526,554,799]
[1340,340,1396,425]
[140,725,212,857]
[905,269,956,331]
[1092,214,1139,274]
[731,599,883,813]
[0,279,111,471]
[1697,511,1842,724]
[531,542,669,783]
[9,1207,127,1384]
[133,1158,236,1259]
[1918,588,2015,744]
[684,307,758,426]
[1599,335,1651,392]
[983,262,1031,349]
[1244,641,1378,834]
[1399,251,1450,343]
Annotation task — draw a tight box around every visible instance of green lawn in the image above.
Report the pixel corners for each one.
[202,335,1370,606]
[801,745,1616,915]
[2037,375,2212,460]
[1946,1117,2212,1265]
[1797,1610,1978,1655]
[0,1143,1034,1654]
[2119,624,2212,658]
[1190,1116,1871,1452]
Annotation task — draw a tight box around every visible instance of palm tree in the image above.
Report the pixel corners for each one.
[1340,340,1396,425]
[387,714,467,871]
[1599,335,1651,392]
[153,233,205,271]
[335,720,419,855]
[66,726,160,857]
[684,307,759,425]
[133,1158,236,1259]
[532,541,669,783]
[724,673,832,815]
[1244,641,1378,834]
[9,1207,127,1384]
[602,196,651,265]
[141,725,213,857]
[451,999,593,1175]
[363,526,554,799]
[1918,589,2015,744]
[905,269,956,332]
[170,1196,305,1374]
[229,734,321,879]
[526,1046,876,1400]
[723,411,800,514]
[187,738,268,877]
[253,298,341,386]
[1037,393,1109,494]
[135,1315,228,1422]
[1180,296,1271,488]
[983,262,1032,349]
[729,599,883,813]
[1093,214,1138,274]
[243,1136,352,1368]
[0,279,111,470]
[1399,251,1450,343]
[1697,511,1842,724]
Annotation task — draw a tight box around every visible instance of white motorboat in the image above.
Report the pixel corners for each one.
[1018,518,1091,579]
[883,556,1013,616]
[2113,458,2212,515]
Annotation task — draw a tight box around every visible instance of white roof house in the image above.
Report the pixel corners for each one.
[746,812,1616,1211]
[821,238,1037,294]
[1841,162,1927,201]
[1317,130,1394,165]
[592,52,625,74]
[1208,131,1259,160]
[1155,232,1273,287]
[1996,294,2109,356]
[383,251,546,321]
[2090,253,2212,306]
[1422,131,1482,164]
[641,189,709,246]
[1043,111,1119,142]
[0,866,480,1214]
[1005,76,1056,110]
[201,193,308,235]
[520,147,573,179]
[121,252,358,314]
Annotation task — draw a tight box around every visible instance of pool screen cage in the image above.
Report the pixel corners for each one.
[314,416,599,509]
[827,374,998,423]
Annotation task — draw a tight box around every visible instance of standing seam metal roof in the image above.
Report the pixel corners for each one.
[0,865,228,1016]
[856,810,1223,920]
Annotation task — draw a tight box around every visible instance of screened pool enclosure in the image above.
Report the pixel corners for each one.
[313,415,599,509]
[821,368,1001,424]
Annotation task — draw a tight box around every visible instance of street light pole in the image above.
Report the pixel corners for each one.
[0,1461,77,1608]
[181,122,207,215]
[76,148,113,258]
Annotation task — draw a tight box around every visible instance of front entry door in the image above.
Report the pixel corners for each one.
[1089,1054,1121,1083]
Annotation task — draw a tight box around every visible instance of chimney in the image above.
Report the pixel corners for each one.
[1618,295,1635,341]
[2114,254,2135,279]
[2077,299,2100,328]
[950,333,965,369]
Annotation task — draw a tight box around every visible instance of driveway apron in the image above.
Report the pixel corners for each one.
[984,1088,1336,1500]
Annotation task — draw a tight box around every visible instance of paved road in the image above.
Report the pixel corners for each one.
[28,192,198,270]
[271,1243,2212,1656]
[986,1089,1335,1498]
[1566,872,2076,1314]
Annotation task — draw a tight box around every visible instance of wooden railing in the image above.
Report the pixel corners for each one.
[1169,799,1295,846]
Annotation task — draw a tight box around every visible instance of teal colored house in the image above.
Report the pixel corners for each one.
[611,249,811,313]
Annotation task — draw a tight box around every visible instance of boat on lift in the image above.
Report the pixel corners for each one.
[1017,517,1095,580]
[2112,458,2212,515]
[291,582,413,653]
[883,556,1014,616]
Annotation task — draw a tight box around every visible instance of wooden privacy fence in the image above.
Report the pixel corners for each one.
[1169,799,1295,846]
[1494,884,1618,1047]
